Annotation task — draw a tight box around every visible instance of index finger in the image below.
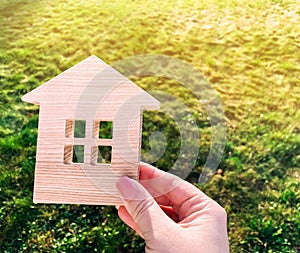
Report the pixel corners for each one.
[139,163,211,209]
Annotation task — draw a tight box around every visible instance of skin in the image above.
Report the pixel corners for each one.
[116,163,230,253]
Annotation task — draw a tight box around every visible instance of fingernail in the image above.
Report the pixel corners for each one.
[116,176,138,200]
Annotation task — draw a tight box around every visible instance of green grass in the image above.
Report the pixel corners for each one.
[0,0,299,252]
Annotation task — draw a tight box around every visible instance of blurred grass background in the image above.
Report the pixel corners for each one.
[0,0,299,252]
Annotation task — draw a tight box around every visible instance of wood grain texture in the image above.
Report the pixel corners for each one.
[22,55,160,205]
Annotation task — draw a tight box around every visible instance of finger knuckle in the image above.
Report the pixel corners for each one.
[134,197,156,221]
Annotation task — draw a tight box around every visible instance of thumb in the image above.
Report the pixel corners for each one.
[116,176,171,238]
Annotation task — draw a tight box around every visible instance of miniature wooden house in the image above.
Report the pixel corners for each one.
[22,55,160,205]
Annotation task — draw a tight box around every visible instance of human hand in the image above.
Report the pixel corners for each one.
[116,163,230,253]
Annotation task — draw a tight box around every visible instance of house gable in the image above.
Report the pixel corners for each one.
[22,55,159,109]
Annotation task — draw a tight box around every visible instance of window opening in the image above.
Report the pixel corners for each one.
[74,120,86,138]
[97,146,112,164]
[72,145,84,163]
[99,121,113,139]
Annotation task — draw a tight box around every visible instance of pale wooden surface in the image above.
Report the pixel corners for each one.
[22,55,160,205]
